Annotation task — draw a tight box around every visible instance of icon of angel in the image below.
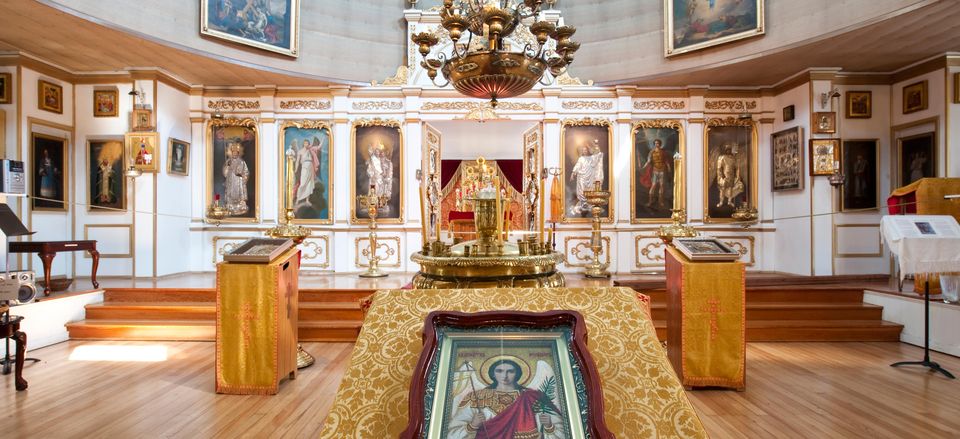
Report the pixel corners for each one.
[445,354,567,438]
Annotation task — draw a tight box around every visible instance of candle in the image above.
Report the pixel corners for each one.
[495,180,503,244]
[672,154,682,211]
[418,186,428,246]
[539,174,545,242]
[436,216,441,243]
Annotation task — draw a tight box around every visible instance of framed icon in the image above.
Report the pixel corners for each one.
[812,112,836,134]
[93,89,119,117]
[38,79,63,114]
[845,90,871,119]
[903,80,928,114]
[809,138,840,176]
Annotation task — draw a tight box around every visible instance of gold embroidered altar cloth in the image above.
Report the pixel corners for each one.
[320,287,707,438]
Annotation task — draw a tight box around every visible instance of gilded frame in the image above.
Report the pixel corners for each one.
[125,132,160,173]
[200,0,300,57]
[664,0,764,57]
[30,132,68,211]
[703,117,757,223]
[954,72,960,104]
[38,79,63,114]
[902,80,928,114]
[771,127,803,192]
[630,119,685,224]
[350,118,404,224]
[86,136,126,212]
[845,90,871,119]
[206,117,260,223]
[0,72,12,104]
[896,131,937,187]
[812,111,836,134]
[560,118,614,224]
[93,89,119,118]
[278,119,333,224]
[840,139,880,212]
[809,138,840,176]
[167,138,190,176]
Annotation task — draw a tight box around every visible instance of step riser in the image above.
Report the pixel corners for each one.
[67,326,361,342]
[104,290,373,303]
[647,308,883,321]
[85,307,363,321]
[298,309,364,321]
[652,328,901,342]
[642,290,865,303]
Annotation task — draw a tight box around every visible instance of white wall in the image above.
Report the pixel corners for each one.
[772,82,813,275]
[155,82,192,276]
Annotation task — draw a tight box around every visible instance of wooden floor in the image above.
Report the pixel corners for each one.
[3,341,958,438]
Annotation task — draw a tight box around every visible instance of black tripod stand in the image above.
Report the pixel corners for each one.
[890,279,955,379]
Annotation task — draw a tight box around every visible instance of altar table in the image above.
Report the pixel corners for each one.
[320,287,707,438]
[9,240,99,295]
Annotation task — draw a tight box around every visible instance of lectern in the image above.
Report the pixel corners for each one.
[215,247,300,394]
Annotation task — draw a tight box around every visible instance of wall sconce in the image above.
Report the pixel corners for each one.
[828,160,846,188]
[123,165,142,179]
[819,87,840,110]
[128,86,147,109]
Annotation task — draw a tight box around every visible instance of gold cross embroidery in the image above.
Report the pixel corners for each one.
[236,301,256,349]
[705,298,721,341]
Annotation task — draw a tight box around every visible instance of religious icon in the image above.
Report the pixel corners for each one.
[704,120,756,223]
[902,80,928,114]
[88,139,125,211]
[38,79,63,114]
[897,132,936,187]
[0,73,11,104]
[93,89,118,117]
[209,119,258,221]
[809,138,839,176]
[125,132,159,173]
[632,121,683,223]
[771,127,803,192]
[280,121,332,223]
[132,109,154,131]
[840,139,878,211]
[167,138,190,175]
[812,111,836,134]
[351,121,403,223]
[31,133,67,211]
[201,0,300,57]
[846,90,871,119]
[561,120,612,223]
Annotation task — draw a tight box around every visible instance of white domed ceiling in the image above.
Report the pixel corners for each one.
[1,0,958,87]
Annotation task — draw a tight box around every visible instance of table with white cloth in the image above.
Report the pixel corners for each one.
[880,215,960,302]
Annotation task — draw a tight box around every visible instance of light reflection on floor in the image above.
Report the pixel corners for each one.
[68,344,169,362]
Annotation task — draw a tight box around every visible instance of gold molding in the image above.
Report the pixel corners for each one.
[564,236,611,268]
[354,236,401,268]
[82,224,133,258]
[206,117,260,223]
[352,101,403,111]
[633,100,685,110]
[561,101,614,111]
[350,119,404,224]
[279,100,331,110]
[301,235,331,269]
[352,117,402,128]
[634,235,665,268]
[560,119,614,223]
[630,119,685,224]
[561,117,612,127]
[833,224,883,258]
[713,235,756,266]
[703,117,759,223]
[420,101,543,111]
[212,236,248,264]
[206,99,260,112]
[371,66,409,87]
[704,100,758,112]
[278,120,334,225]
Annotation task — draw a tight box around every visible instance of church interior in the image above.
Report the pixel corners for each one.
[1,0,960,437]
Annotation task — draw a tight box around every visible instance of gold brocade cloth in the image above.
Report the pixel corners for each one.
[216,248,299,395]
[320,287,707,438]
[666,247,746,390]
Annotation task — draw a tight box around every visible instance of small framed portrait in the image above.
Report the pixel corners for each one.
[31,132,68,211]
[673,237,741,262]
[771,127,803,192]
[201,0,300,57]
[809,138,840,176]
[402,310,613,439]
[897,131,936,187]
[812,112,836,134]
[903,80,928,114]
[845,90,871,119]
[208,118,259,222]
[954,72,960,104]
[167,138,190,176]
[840,139,878,212]
[561,118,613,223]
[125,132,160,173]
[704,117,757,223]
[664,0,764,57]
[782,104,794,122]
[281,120,333,224]
[87,138,125,211]
[631,119,684,223]
[351,119,403,224]
[0,72,11,104]
[38,79,63,114]
[131,109,153,131]
[93,89,118,118]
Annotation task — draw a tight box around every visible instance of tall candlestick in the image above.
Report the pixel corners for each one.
[539,174,545,242]
[672,153,682,211]
[418,186,428,246]
[285,153,295,211]
[495,180,503,245]
[436,216,441,243]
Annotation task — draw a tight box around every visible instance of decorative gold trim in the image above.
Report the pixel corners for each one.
[212,236,248,264]
[278,120,334,225]
[82,224,133,258]
[354,236,401,268]
[563,236,611,268]
[371,66,409,87]
[350,118,404,224]
[561,101,613,111]
[522,123,543,231]
[421,101,543,111]
[634,235,665,268]
[633,100,685,110]
[206,99,260,112]
[704,100,758,111]
[555,72,593,86]
[833,224,883,258]
[664,0,764,57]
[630,119,686,224]
[703,117,759,223]
[713,235,756,266]
[206,117,260,223]
[300,235,331,269]
[279,100,331,110]
[352,101,403,111]
[200,0,300,57]
[560,118,614,223]
[423,122,442,241]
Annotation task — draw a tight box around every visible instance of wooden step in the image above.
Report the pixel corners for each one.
[84,302,216,321]
[298,321,364,342]
[66,319,365,342]
[651,319,903,342]
[646,301,882,321]
[103,288,373,304]
[639,288,865,304]
[298,289,374,303]
[298,302,365,321]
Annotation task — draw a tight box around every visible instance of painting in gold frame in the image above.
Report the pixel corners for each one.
[561,118,613,223]
[809,138,840,176]
[351,118,403,224]
[771,127,803,192]
[38,79,63,114]
[93,89,118,118]
[87,137,125,212]
[631,119,684,223]
[0,72,11,104]
[125,132,160,173]
[200,0,300,57]
[31,132,68,211]
[132,109,154,131]
[279,120,333,224]
[703,117,757,223]
[903,80,928,114]
[207,118,259,222]
[840,139,879,212]
[168,138,190,176]
[664,0,764,57]
[812,112,836,134]
[845,90,871,119]
[954,72,960,104]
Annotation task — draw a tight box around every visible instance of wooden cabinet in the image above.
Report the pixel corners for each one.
[215,248,300,394]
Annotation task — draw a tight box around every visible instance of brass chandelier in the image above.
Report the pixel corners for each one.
[411,0,579,107]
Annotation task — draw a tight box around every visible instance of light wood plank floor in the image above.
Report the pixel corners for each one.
[2,341,958,438]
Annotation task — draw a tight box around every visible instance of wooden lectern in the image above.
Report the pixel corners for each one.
[665,247,746,390]
[215,248,300,394]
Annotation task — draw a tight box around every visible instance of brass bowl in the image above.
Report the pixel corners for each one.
[444,51,546,102]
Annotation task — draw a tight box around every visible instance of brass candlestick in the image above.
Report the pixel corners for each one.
[582,180,610,278]
[731,203,759,228]
[657,208,699,244]
[358,189,390,278]
[206,194,228,226]
[267,151,312,244]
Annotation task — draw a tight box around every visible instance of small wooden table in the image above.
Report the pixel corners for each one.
[0,309,28,391]
[9,240,99,295]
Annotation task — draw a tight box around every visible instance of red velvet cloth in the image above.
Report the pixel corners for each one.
[448,210,475,221]
[887,192,917,215]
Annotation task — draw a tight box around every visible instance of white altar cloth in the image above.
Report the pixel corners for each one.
[880,215,960,278]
